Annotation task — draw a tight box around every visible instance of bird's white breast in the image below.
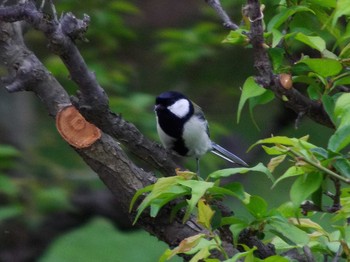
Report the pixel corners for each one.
[183,116,212,157]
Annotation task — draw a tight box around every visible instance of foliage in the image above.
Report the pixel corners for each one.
[130,0,350,260]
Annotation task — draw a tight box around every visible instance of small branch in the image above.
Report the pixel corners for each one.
[288,148,350,184]
[327,178,342,213]
[205,0,239,30]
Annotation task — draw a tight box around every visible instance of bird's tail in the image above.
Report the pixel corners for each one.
[211,142,248,167]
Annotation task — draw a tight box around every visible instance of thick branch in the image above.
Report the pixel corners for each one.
[0,0,177,176]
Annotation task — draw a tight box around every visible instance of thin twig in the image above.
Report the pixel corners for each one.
[288,148,350,184]
[205,0,239,30]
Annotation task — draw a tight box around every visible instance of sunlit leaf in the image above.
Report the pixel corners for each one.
[177,180,214,222]
[208,163,274,182]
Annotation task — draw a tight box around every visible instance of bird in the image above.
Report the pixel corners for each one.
[154,90,248,174]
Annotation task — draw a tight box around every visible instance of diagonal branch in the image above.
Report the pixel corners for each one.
[0,0,178,176]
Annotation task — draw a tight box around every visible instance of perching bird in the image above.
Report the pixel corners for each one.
[154,91,248,174]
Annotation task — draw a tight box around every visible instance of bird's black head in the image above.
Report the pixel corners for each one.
[155,91,193,119]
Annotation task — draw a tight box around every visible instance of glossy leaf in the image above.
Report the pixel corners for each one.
[298,58,343,78]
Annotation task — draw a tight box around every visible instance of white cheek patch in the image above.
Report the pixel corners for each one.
[167,98,190,118]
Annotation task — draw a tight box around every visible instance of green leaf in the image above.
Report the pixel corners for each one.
[177,180,214,222]
[269,216,309,246]
[0,174,19,197]
[267,6,314,31]
[294,33,326,52]
[208,163,274,182]
[268,47,285,71]
[228,246,256,262]
[208,183,247,201]
[333,93,350,128]
[271,29,284,48]
[0,205,23,221]
[290,173,324,206]
[321,95,337,126]
[132,176,189,224]
[222,29,249,45]
[249,90,275,129]
[261,145,286,155]
[272,166,305,188]
[249,136,316,151]
[332,0,350,26]
[328,124,350,152]
[308,0,336,8]
[333,158,350,178]
[0,145,19,158]
[237,77,267,123]
[129,184,154,212]
[226,217,249,244]
[245,195,268,218]
[298,58,343,78]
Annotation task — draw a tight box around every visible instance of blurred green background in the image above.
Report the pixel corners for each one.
[0,0,333,261]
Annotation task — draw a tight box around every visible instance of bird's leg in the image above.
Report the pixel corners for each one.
[196,157,200,176]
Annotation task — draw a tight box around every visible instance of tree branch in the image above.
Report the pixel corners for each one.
[245,0,335,129]
[0,0,178,176]
[206,0,334,129]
